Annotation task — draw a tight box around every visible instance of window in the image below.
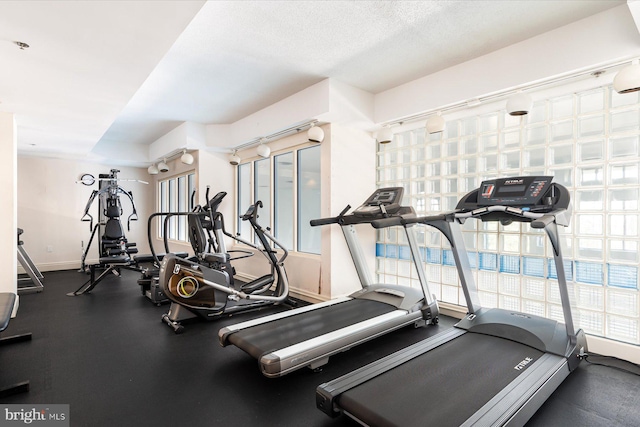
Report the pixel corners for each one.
[275,152,294,250]
[377,85,640,345]
[254,158,271,244]
[237,163,252,242]
[236,144,321,254]
[157,172,196,243]
[297,146,321,254]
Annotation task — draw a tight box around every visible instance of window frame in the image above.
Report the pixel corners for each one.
[157,171,196,244]
[236,143,321,255]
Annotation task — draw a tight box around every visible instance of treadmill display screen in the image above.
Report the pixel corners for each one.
[497,184,525,194]
[477,176,553,207]
[370,191,396,205]
[354,187,404,217]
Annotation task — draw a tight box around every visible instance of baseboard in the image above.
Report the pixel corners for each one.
[586,335,640,365]
[234,273,328,304]
[289,288,329,304]
[18,261,83,274]
[437,302,467,319]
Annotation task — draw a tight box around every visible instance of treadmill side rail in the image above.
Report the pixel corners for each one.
[316,327,466,417]
[261,309,427,377]
[218,296,352,345]
[461,354,570,427]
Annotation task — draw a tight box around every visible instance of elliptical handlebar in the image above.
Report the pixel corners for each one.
[239,200,289,264]
[241,200,263,223]
[207,190,227,214]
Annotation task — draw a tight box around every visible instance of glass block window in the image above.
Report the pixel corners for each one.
[376,85,640,345]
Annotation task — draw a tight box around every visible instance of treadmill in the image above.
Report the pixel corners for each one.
[316,176,587,426]
[218,187,439,377]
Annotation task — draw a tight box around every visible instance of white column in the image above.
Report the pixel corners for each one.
[0,113,18,297]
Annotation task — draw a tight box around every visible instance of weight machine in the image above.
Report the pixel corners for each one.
[69,169,144,296]
[78,169,141,271]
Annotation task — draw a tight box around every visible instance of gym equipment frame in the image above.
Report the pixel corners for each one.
[218,187,439,377]
[157,192,291,333]
[316,176,586,427]
[17,228,44,294]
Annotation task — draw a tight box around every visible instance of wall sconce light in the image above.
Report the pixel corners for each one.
[377,125,393,144]
[180,149,194,165]
[229,150,241,165]
[506,92,532,116]
[147,164,159,175]
[256,139,270,158]
[158,159,169,173]
[308,123,324,143]
[425,113,445,134]
[613,60,640,94]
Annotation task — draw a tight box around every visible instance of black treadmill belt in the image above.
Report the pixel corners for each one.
[338,333,544,427]
[227,299,396,359]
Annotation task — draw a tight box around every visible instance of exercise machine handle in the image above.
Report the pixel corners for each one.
[370,216,402,229]
[310,217,339,226]
[531,214,555,229]
[310,204,351,227]
[372,213,449,229]
[190,189,197,210]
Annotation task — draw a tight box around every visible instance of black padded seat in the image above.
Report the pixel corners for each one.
[0,292,32,398]
[0,293,16,331]
[104,219,124,240]
[99,255,130,265]
[133,253,189,263]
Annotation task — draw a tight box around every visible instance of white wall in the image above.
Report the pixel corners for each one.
[197,150,235,249]
[0,113,17,296]
[17,157,152,271]
[323,123,377,298]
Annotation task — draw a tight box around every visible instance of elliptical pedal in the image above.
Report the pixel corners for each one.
[161,313,184,334]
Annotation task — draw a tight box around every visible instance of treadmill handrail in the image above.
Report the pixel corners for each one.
[455,205,545,220]
[311,206,416,227]
[372,213,448,229]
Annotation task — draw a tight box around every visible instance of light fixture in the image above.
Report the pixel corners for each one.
[506,92,532,116]
[180,150,194,165]
[425,113,445,134]
[158,159,169,173]
[147,164,159,175]
[14,41,29,50]
[613,60,640,93]
[256,139,270,158]
[377,126,393,144]
[308,124,324,143]
[229,150,241,165]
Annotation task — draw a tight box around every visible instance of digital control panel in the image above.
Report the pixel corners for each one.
[478,176,554,207]
[353,187,403,217]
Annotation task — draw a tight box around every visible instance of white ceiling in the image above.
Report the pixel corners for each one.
[0,0,627,165]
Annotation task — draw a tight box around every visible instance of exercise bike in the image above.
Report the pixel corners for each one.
[158,195,291,333]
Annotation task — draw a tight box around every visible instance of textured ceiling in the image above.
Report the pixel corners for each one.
[0,0,626,162]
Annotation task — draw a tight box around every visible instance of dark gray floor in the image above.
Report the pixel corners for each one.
[1,269,639,426]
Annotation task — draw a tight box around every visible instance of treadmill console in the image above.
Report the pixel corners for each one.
[353,187,403,217]
[478,176,554,207]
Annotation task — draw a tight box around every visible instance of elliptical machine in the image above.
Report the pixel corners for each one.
[157,195,291,333]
